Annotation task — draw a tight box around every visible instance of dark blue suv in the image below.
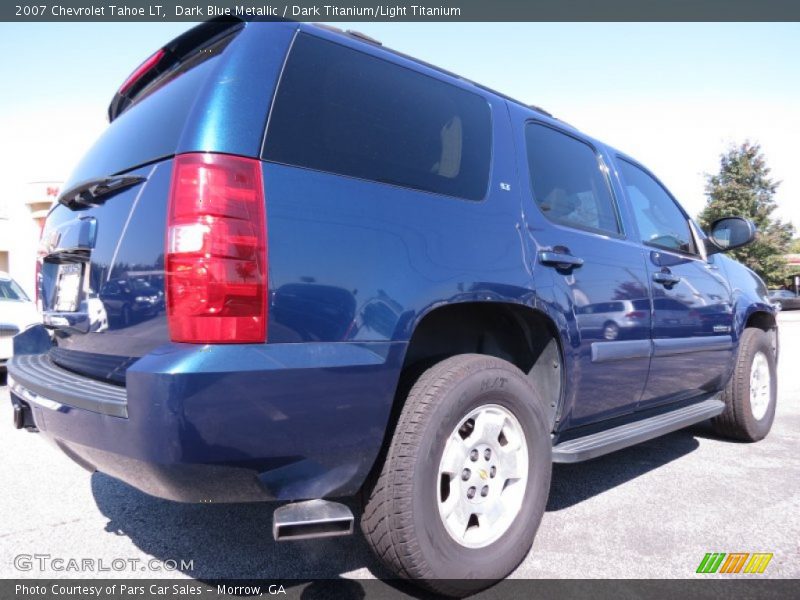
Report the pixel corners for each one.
[8,20,778,594]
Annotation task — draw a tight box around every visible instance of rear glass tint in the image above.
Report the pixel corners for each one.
[264,34,492,201]
[67,32,237,184]
[525,123,621,235]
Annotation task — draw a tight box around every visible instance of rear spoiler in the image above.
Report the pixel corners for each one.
[107,17,244,122]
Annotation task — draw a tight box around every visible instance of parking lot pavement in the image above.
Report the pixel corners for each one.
[0,312,798,585]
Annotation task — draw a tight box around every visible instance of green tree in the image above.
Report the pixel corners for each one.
[699,141,795,287]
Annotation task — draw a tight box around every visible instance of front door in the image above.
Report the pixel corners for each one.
[614,156,734,408]
[513,113,653,427]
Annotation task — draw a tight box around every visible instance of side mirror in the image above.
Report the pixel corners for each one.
[705,217,757,255]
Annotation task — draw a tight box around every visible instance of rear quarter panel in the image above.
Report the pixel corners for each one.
[263,33,538,345]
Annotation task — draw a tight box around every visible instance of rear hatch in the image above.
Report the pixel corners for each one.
[39,20,244,385]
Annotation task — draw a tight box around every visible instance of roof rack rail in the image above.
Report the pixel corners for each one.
[528,104,553,117]
[312,23,344,34]
[346,30,382,46]
[311,23,382,46]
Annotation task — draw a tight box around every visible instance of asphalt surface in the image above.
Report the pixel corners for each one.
[1,312,798,588]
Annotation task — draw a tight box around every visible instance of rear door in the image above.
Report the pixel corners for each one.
[613,156,734,407]
[511,112,653,427]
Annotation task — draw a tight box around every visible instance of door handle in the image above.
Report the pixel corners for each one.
[538,250,584,269]
[653,271,681,287]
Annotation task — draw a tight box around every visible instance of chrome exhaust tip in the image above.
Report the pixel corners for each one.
[272,499,354,541]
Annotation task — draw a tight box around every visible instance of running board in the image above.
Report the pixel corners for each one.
[552,398,725,463]
[272,499,354,541]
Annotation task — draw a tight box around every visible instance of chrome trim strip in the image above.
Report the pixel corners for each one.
[591,339,653,363]
[652,335,733,357]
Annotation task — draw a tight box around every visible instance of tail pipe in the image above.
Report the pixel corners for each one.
[272,500,354,541]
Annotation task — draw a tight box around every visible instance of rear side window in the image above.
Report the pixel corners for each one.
[525,123,621,235]
[264,34,492,200]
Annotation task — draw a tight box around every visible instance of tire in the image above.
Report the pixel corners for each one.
[602,321,620,340]
[711,327,777,442]
[361,354,551,596]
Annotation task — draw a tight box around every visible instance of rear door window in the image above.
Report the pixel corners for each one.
[525,123,621,235]
[264,34,492,201]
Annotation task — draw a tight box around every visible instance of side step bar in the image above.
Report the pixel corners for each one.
[552,398,725,463]
[273,499,354,541]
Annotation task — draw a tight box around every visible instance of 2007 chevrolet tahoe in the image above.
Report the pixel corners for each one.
[8,19,778,595]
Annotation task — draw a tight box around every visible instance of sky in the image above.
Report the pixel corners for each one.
[1,22,798,228]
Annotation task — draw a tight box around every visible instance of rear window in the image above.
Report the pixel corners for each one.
[131,279,157,294]
[263,34,492,201]
[596,302,624,313]
[67,32,237,184]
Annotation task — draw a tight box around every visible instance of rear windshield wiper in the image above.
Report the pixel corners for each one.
[57,175,145,210]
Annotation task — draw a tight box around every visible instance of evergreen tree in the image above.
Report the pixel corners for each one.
[699,142,794,287]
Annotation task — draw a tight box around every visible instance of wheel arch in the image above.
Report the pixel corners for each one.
[363,300,564,494]
[744,307,779,360]
[745,309,777,332]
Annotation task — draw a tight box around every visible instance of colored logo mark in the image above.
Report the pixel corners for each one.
[696,552,773,574]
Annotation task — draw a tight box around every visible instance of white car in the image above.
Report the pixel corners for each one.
[0,272,40,372]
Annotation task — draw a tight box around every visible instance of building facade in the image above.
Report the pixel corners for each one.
[0,181,60,298]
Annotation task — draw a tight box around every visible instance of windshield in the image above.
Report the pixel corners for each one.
[131,280,157,294]
[0,278,30,301]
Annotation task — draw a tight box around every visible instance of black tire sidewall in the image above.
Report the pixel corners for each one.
[408,362,551,586]
[736,329,777,440]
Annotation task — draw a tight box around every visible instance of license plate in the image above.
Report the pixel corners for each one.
[54,263,82,312]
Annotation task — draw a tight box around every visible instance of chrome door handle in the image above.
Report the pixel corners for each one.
[653,271,681,287]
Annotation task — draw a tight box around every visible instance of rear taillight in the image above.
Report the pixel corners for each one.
[166,153,267,343]
[35,226,46,310]
[625,311,646,319]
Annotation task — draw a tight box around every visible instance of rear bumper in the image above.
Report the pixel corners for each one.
[10,354,127,417]
[8,327,405,503]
